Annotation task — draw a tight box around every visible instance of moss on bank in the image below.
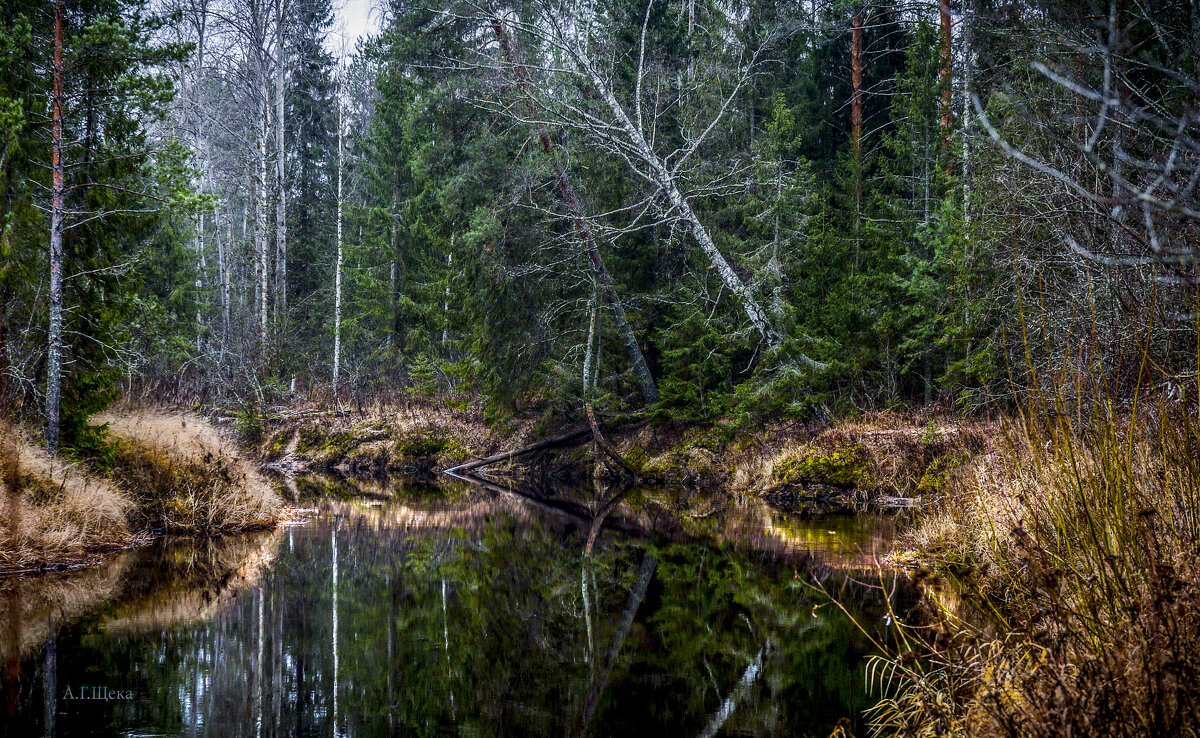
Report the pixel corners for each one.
[621,415,985,510]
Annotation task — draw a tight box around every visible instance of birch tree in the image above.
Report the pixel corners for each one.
[332,61,344,396]
[473,2,823,368]
[46,0,66,451]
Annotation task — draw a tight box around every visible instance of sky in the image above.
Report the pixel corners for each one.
[331,0,380,57]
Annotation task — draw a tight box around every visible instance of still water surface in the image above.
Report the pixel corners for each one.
[0,474,910,737]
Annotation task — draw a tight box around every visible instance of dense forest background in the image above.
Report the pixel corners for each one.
[2,0,1198,451]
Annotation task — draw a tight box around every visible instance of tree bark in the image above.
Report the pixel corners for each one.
[553,19,815,358]
[588,63,784,350]
[442,426,593,475]
[46,0,66,452]
[939,0,954,145]
[586,405,639,481]
[0,293,18,550]
[851,11,864,221]
[256,81,270,352]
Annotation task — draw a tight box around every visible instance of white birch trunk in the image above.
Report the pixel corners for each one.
[569,41,805,358]
[256,81,270,351]
[217,209,230,334]
[332,77,344,395]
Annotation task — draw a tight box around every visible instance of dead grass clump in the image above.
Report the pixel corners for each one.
[870,399,1200,737]
[96,411,280,534]
[0,435,132,573]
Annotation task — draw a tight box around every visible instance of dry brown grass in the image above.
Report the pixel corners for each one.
[0,432,133,573]
[95,410,281,533]
[0,410,283,573]
[867,401,1200,737]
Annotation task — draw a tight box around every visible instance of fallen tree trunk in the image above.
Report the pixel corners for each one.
[585,405,639,481]
[441,426,593,475]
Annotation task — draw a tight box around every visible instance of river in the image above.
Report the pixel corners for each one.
[0,471,914,737]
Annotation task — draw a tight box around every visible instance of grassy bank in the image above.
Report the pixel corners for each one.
[867,398,1200,736]
[0,410,282,574]
[242,398,981,515]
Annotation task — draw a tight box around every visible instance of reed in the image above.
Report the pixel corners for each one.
[861,382,1200,735]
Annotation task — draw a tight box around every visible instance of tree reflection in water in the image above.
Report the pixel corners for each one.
[0,475,915,737]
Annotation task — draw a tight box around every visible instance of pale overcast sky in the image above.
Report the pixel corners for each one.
[330,0,379,57]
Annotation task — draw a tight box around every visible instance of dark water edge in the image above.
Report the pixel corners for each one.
[0,473,918,737]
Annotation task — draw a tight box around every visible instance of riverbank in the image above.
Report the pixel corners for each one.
[871,399,1200,737]
[243,399,985,512]
[0,410,282,575]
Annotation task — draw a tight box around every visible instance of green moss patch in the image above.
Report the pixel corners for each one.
[772,446,868,489]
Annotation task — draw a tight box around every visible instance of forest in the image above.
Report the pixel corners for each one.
[1,0,1199,736]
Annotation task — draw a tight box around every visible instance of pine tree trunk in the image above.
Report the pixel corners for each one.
[939,0,954,144]
[46,0,66,452]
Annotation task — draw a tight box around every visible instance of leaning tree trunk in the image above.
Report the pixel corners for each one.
[46,0,66,452]
[563,30,818,362]
[491,20,660,405]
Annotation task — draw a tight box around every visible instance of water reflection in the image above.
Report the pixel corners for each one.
[1,474,914,737]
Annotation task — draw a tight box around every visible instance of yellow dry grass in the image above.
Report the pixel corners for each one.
[95,409,282,533]
[0,431,133,573]
[0,410,282,573]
